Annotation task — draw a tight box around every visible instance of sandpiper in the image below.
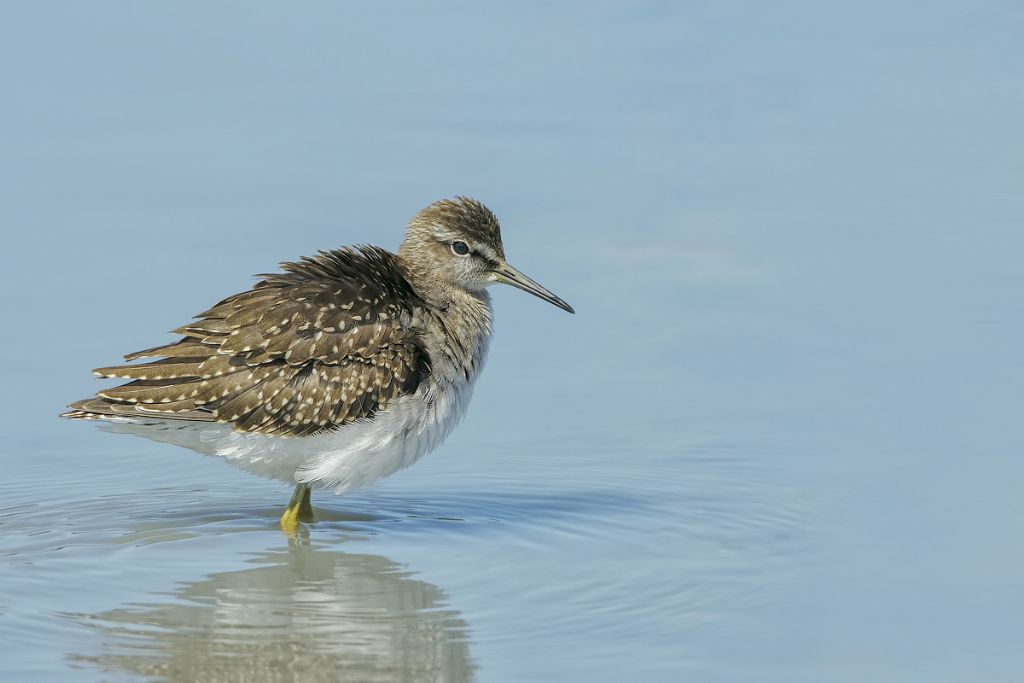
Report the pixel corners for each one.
[64,197,573,532]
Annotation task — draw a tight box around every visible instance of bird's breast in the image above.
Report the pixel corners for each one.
[292,303,493,491]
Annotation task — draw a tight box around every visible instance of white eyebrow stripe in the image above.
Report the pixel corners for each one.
[431,224,502,262]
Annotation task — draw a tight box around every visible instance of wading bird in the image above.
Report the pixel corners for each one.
[64,197,573,532]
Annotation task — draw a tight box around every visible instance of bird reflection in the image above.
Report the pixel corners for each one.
[65,537,475,682]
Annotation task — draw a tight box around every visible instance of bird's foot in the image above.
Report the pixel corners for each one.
[280,483,314,534]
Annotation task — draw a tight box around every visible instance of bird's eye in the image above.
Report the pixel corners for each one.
[451,241,470,256]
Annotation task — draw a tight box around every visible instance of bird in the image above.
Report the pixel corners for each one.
[63,197,574,532]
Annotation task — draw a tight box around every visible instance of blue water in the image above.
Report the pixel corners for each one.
[1,2,1022,681]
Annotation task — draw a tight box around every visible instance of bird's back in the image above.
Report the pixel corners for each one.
[64,246,432,437]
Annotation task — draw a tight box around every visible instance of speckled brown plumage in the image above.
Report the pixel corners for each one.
[64,195,572,512]
[65,246,431,437]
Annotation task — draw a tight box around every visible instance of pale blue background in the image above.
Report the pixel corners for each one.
[1,2,1022,681]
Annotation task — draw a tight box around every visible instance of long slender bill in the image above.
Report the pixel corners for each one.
[494,263,575,314]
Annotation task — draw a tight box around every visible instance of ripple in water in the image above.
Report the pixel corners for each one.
[62,540,474,683]
[0,438,813,680]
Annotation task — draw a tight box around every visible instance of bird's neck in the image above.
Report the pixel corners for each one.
[397,254,483,313]
[400,258,493,382]
[412,273,493,337]
[425,287,492,386]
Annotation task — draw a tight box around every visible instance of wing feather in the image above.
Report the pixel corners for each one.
[64,247,430,435]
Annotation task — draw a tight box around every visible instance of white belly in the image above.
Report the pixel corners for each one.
[99,375,476,492]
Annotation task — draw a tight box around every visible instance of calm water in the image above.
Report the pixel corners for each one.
[2,2,1023,681]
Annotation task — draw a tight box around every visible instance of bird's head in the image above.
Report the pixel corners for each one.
[400,197,574,313]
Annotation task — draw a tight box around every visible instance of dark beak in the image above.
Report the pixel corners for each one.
[494,263,575,314]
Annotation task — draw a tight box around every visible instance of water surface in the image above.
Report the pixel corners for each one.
[1,2,1022,681]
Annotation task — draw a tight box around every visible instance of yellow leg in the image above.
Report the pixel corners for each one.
[280,483,312,533]
[298,484,314,522]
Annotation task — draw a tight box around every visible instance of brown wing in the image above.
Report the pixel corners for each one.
[64,247,431,437]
